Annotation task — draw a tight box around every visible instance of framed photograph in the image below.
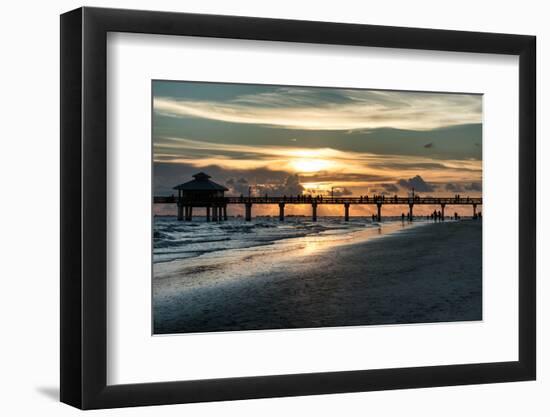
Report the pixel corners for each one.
[60,7,536,409]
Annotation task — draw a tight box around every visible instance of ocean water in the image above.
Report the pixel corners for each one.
[153,219,482,334]
[153,216,394,264]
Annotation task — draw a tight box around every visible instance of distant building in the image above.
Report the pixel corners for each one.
[173,172,228,201]
[173,172,228,221]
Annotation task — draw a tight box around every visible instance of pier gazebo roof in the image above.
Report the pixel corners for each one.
[173,172,228,191]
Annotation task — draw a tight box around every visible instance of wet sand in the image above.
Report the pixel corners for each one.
[153,220,482,334]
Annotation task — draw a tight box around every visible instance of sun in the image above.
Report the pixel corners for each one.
[290,158,332,173]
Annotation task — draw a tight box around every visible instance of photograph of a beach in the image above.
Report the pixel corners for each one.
[152,81,482,335]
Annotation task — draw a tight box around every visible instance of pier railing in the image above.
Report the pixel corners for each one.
[154,195,482,205]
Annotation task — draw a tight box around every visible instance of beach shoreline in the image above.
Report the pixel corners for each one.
[153,220,482,334]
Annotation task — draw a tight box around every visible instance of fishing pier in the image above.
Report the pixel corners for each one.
[154,172,482,222]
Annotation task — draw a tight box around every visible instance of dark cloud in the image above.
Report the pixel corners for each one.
[256,174,304,196]
[465,182,482,191]
[226,172,306,196]
[397,175,434,192]
[368,161,481,173]
[154,162,302,195]
[445,183,463,192]
[424,142,433,148]
[226,177,250,195]
[380,183,399,192]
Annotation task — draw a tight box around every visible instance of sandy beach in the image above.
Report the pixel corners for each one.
[153,220,482,334]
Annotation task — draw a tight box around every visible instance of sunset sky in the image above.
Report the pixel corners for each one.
[153,81,482,216]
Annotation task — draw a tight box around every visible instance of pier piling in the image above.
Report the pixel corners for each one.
[186,206,193,221]
[344,203,350,221]
[312,203,317,222]
[376,203,382,222]
[245,203,252,221]
[408,204,414,221]
[279,203,285,221]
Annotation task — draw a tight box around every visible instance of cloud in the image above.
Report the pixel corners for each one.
[154,89,482,131]
[445,183,463,192]
[331,187,353,196]
[424,142,433,148]
[397,175,434,192]
[155,136,482,187]
[301,172,391,183]
[381,183,399,192]
[226,177,250,195]
[465,182,482,191]
[367,160,480,172]
[256,174,305,196]
[277,175,305,195]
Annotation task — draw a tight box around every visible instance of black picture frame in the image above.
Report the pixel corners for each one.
[60,6,536,409]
